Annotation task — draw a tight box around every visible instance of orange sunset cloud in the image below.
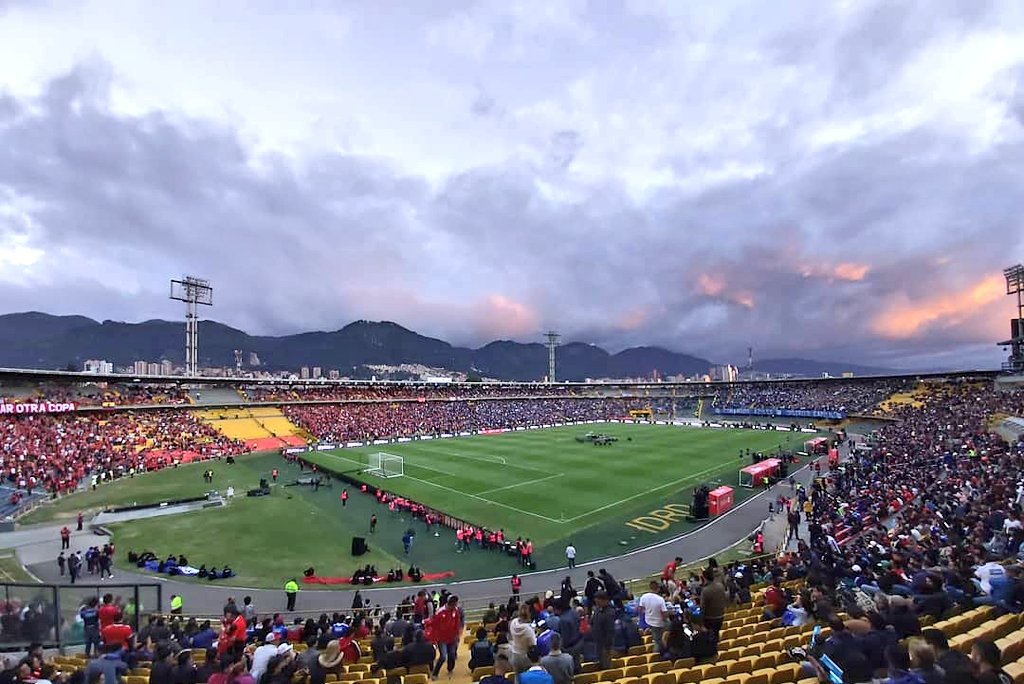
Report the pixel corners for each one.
[871,273,1005,339]
[474,294,540,338]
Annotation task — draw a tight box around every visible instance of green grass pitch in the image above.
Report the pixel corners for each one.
[23,424,807,587]
[302,423,803,546]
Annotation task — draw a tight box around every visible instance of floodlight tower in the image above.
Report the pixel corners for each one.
[1000,264,1024,374]
[170,276,213,377]
[545,331,560,382]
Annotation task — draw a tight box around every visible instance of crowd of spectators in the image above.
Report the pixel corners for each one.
[8,383,193,407]
[7,376,1024,684]
[283,399,655,444]
[0,411,245,497]
[242,384,585,403]
[713,378,913,414]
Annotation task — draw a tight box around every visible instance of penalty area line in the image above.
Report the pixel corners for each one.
[474,472,564,496]
[317,452,562,523]
[562,460,734,523]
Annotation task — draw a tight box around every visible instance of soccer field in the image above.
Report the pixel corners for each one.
[18,424,813,586]
[302,423,804,550]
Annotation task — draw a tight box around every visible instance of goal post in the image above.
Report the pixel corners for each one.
[365,452,404,479]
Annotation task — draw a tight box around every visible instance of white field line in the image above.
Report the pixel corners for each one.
[474,472,565,496]
[323,452,463,479]
[562,460,732,523]
[323,445,732,527]
[316,452,563,523]
[428,448,558,474]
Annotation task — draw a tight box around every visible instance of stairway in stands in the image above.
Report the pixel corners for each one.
[195,406,308,451]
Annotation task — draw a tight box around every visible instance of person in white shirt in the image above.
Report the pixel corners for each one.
[637,581,671,653]
[975,559,1007,595]
[250,632,280,682]
[565,543,577,569]
[1004,515,1022,535]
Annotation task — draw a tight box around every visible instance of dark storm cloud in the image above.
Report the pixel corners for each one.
[1,25,1024,371]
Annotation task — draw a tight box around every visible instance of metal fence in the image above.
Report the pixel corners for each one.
[0,582,162,652]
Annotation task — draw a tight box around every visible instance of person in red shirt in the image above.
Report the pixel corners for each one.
[762,578,787,620]
[60,526,70,550]
[98,594,120,629]
[341,489,348,507]
[218,604,248,656]
[426,595,463,678]
[510,574,521,598]
[101,619,133,648]
[661,557,682,583]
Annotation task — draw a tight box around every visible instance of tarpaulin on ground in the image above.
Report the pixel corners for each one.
[302,571,455,585]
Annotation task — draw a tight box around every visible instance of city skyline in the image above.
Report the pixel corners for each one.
[1,1,1024,370]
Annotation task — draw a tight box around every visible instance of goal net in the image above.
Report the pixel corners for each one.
[365,452,405,479]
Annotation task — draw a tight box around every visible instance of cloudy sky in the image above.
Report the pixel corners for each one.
[1,0,1023,369]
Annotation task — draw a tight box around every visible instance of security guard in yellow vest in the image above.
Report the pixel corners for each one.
[170,594,183,615]
[285,579,299,611]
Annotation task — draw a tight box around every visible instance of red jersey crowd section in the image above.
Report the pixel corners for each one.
[302,571,455,585]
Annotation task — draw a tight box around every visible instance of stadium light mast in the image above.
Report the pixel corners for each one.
[1000,264,1024,374]
[170,276,213,377]
[545,331,560,382]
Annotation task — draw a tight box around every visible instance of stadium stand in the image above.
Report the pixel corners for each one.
[196,407,307,449]
[7,374,1024,684]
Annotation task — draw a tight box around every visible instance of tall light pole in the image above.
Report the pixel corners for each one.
[1001,264,1024,374]
[170,276,213,377]
[545,331,560,382]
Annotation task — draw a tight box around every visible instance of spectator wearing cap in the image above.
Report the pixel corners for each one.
[266,643,298,684]
[518,646,554,684]
[311,640,345,684]
[250,633,280,683]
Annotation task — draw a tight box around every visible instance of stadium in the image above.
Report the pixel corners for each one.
[6,4,1024,684]
[2,341,1024,684]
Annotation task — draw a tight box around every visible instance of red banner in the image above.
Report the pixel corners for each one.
[0,401,78,415]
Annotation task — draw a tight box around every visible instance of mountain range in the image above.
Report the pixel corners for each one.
[0,312,894,381]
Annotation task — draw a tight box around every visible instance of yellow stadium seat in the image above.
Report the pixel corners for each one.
[405,675,429,684]
[1003,661,1024,684]
[770,663,802,684]
[700,664,728,680]
[675,669,701,684]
